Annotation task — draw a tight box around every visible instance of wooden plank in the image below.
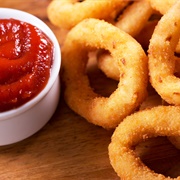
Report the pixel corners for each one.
[0,1,179,179]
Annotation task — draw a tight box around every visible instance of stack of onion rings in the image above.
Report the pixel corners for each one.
[62,18,148,129]
[47,0,180,178]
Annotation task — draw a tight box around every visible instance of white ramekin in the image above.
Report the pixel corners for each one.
[0,8,61,146]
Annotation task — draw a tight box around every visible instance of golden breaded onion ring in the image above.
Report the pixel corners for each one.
[148,0,180,105]
[148,0,180,53]
[109,106,180,180]
[47,0,129,29]
[115,0,153,37]
[62,18,148,129]
[148,0,177,14]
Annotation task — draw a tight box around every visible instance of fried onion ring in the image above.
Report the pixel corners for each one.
[109,106,180,180]
[97,0,153,81]
[115,0,153,37]
[148,0,180,105]
[47,0,129,29]
[148,0,177,14]
[62,18,148,129]
[148,0,180,53]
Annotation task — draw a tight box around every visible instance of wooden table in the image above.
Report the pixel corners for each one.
[0,1,179,179]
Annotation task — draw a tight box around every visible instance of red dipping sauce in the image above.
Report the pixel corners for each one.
[0,19,53,112]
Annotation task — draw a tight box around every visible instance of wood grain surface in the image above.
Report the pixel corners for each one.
[0,0,179,179]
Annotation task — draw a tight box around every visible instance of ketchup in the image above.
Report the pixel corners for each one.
[0,19,53,112]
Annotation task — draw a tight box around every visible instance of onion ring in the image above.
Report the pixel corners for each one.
[47,0,129,29]
[148,0,180,53]
[148,0,177,14]
[115,0,153,37]
[109,106,180,180]
[148,0,180,105]
[62,18,148,129]
[97,0,153,81]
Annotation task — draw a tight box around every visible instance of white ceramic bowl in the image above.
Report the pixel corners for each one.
[0,8,61,146]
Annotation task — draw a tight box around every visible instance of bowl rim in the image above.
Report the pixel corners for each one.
[0,8,61,120]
